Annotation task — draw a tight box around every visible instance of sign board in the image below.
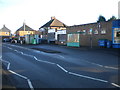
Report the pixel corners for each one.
[48,29,56,33]
[57,30,66,34]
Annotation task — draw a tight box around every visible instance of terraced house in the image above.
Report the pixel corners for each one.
[39,17,67,45]
[0,25,11,40]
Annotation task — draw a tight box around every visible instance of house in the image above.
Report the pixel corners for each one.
[66,20,113,47]
[15,22,36,37]
[0,25,11,40]
[39,17,67,45]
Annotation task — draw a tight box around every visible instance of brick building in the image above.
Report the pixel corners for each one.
[66,21,113,47]
[39,17,67,44]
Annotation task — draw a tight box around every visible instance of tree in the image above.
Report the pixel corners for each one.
[97,15,106,23]
[108,16,117,21]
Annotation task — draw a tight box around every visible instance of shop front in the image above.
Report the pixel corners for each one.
[112,20,120,48]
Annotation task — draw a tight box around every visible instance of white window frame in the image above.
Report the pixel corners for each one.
[101,29,106,34]
[94,29,98,34]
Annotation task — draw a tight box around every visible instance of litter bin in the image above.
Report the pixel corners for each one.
[107,40,112,48]
[32,38,37,44]
[98,39,108,47]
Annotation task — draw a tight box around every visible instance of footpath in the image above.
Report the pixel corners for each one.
[2,64,16,90]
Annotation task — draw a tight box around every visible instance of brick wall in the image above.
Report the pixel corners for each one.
[66,21,112,47]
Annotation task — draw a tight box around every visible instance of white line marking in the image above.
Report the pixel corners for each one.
[23,53,34,57]
[1,58,34,90]
[68,72,108,83]
[8,47,12,50]
[104,66,118,70]
[57,64,68,72]
[27,79,34,90]
[21,52,23,54]
[111,83,120,88]
[1,44,120,87]
[39,60,55,65]
[58,55,65,59]
[14,50,20,53]
[1,60,9,64]
[8,70,28,79]
[7,63,10,70]
[86,61,118,70]
[94,64,104,67]
[34,56,38,60]
[14,50,17,52]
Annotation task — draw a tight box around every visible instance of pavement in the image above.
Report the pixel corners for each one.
[1,42,120,89]
[2,64,16,90]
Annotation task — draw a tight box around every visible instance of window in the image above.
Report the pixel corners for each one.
[114,28,120,43]
[94,30,98,34]
[101,29,106,34]
[28,31,30,34]
[88,29,92,34]
[5,32,8,34]
[83,30,86,35]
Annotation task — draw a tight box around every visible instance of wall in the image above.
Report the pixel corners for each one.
[0,32,10,36]
[16,31,35,36]
[66,21,112,47]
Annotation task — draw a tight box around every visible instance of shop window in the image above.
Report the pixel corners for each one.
[94,30,98,34]
[101,29,106,34]
[114,28,120,43]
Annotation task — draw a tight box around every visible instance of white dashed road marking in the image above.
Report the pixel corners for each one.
[111,83,120,88]
[3,44,120,88]
[56,64,68,73]
[8,70,28,80]
[0,57,34,90]
[68,72,108,83]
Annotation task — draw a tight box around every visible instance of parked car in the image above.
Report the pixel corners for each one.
[39,38,48,44]
[3,38,11,42]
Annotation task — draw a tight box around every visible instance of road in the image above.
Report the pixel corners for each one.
[1,43,120,89]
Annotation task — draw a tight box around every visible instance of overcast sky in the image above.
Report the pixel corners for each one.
[0,0,119,33]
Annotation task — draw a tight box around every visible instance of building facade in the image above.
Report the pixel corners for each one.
[66,21,113,47]
[15,23,36,37]
[39,17,67,44]
[0,25,11,40]
[112,19,120,48]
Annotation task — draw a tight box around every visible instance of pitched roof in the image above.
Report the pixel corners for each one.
[0,25,11,32]
[17,24,34,31]
[40,17,67,28]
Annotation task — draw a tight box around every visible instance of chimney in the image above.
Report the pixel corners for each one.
[51,16,56,20]
[3,24,6,27]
